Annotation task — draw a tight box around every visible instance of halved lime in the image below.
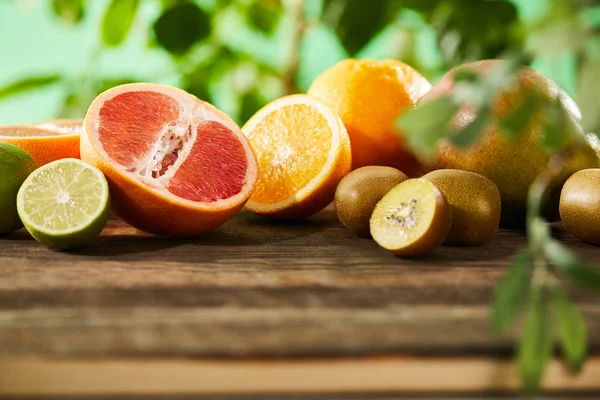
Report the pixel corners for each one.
[17,158,110,250]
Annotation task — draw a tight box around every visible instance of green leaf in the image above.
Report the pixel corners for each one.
[239,90,264,126]
[396,96,459,158]
[153,2,211,55]
[518,289,552,395]
[52,0,85,24]
[452,69,479,83]
[490,247,532,334]
[551,287,587,373]
[540,98,570,151]
[101,0,140,47]
[578,60,600,134]
[245,0,282,34]
[450,105,490,148]
[499,91,542,139]
[0,75,62,101]
[545,240,600,291]
[322,0,389,55]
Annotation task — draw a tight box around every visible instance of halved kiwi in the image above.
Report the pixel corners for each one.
[370,178,451,257]
[335,166,408,237]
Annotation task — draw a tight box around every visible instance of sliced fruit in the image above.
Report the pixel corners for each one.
[0,143,38,234]
[424,169,501,246]
[307,58,431,175]
[0,119,82,166]
[335,166,408,237]
[370,178,451,257]
[16,158,110,250]
[81,83,258,236]
[242,94,352,219]
[559,169,600,245]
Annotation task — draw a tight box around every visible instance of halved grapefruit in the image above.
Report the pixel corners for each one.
[0,119,82,166]
[80,83,258,237]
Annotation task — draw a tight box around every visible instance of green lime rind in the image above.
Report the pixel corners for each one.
[0,143,38,234]
[16,158,110,250]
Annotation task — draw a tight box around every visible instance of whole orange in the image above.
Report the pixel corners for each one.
[307,59,431,176]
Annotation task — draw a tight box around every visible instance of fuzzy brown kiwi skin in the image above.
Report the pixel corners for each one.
[424,169,501,246]
[371,179,452,257]
[335,166,408,237]
[560,169,600,245]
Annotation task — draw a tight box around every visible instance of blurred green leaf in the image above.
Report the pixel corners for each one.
[322,0,390,55]
[99,78,139,92]
[450,105,490,148]
[540,98,570,151]
[101,0,140,47]
[396,96,459,157]
[153,2,211,55]
[52,0,85,24]
[578,59,600,133]
[239,90,264,125]
[551,287,587,373]
[491,247,532,335]
[431,0,521,66]
[182,63,211,101]
[499,91,541,139]
[518,289,552,395]
[0,75,62,101]
[245,0,282,35]
[545,240,600,291]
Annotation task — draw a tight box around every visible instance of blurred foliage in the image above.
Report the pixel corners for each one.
[0,0,568,126]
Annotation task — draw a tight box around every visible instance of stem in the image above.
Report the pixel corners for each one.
[526,153,568,236]
[526,153,568,290]
[283,0,306,95]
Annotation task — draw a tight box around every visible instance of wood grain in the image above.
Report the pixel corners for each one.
[1,210,600,395]
[1,356,600,396]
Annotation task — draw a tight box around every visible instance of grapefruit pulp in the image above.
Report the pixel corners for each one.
[81,83,258,236]
[0,119,82,166]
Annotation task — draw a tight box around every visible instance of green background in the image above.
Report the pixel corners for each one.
[0,0,582,125]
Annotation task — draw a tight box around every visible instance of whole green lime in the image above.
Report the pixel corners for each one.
[0,143,38,234]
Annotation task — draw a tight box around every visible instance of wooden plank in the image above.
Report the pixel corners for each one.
[1,356,599,396]
[1,212,600,359]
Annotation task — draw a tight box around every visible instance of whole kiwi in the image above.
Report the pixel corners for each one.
[424,169,501,246]
[335,166,408,237]
[559,169,600,245]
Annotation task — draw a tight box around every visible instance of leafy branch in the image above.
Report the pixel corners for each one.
[397,0,600,391]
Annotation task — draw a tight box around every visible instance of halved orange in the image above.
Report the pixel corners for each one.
[0,119,82,166]
[80,83,258,236]
[242,94,352,219]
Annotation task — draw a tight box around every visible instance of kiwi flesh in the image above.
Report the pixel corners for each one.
[424,169,501,246]
[370,178,451,257]
[560,169,600,245]
[335,166,408,237]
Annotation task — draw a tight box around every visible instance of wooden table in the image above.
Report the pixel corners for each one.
[1,210,599,397]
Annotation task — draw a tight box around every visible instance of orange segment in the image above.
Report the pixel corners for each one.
[0,119,82,166]
[243,94,351,219]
